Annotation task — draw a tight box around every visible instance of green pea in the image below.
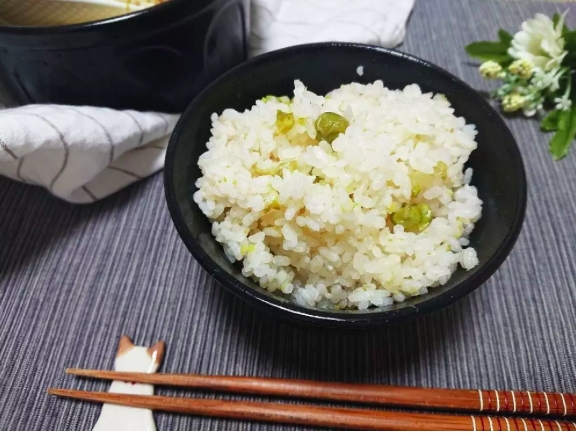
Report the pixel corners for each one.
[391,203,433,233]
[434,161,448,179]
[314,112,349,144]
[276,110,295,134]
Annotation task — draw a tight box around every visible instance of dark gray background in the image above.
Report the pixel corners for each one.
[1,0,575,430]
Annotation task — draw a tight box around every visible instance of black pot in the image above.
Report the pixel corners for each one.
[165,43,527,329]
[0,0,250,112]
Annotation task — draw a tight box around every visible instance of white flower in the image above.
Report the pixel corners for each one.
[531,67,564,92]
[523,101,543,117]
[523,104,544,117]
[554,94,572,111]
[508,13,567,71]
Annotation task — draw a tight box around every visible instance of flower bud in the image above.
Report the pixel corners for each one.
[508,59,534,79]
[479,61,503,79]
[502,93,526,112]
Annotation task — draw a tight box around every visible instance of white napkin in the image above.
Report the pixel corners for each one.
[0,0,414,203]
[251,0,414,56]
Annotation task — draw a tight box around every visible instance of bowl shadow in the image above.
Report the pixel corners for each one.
[215,279,473,384]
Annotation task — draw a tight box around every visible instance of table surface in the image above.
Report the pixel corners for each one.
[2,0,576,430]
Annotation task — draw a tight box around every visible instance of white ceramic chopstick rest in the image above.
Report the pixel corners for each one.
[93,336,165,431]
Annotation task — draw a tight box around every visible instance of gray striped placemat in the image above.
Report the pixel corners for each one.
[1,0,575,430]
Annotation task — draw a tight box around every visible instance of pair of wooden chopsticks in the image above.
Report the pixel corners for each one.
[49,369,576,431]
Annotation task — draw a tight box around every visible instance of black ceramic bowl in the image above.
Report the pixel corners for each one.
[0,0,249,112]
[165,43,527,329]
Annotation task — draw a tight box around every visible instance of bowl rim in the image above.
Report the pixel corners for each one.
[164,42,528,329]
[0,0,210,34]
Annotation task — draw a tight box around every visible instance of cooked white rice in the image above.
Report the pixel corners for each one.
[193,80,482,310]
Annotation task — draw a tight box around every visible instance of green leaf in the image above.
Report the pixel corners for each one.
[549,107,576,160]
[465,29,513,65]
[465,42,512,64]
[497,29,513,45]
[552,13,570,35]
[563,31,576,68]
[541,109,561,132]
[565,30,576,47]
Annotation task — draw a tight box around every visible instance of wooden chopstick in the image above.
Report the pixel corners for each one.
[66,369,576,418]
[48,388,576,431]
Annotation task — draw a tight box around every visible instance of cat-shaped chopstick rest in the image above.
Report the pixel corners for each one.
[93,335,165,431]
